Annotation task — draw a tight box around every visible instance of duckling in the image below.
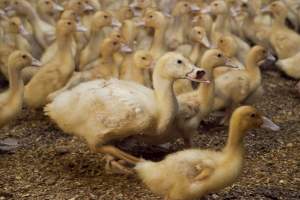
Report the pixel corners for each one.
[265,1,300,59]
[135,106,279,200]
[24,19,86,109]
[207,0,250,63]
[214,46,275,123]
[176,49,237,146]
[45,52,206,174]
[276,51,300,79]
[142,10,168,60]
[37,0,64,26]
[191,13,213,40]
[79,11,121,71]
[9,0,56,49]
[40,9,79,65]
[120,50,153,86]
[0,50,39,127]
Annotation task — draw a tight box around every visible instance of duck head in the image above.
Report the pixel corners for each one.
[92,11,121,30]
[60,10,79,21]
[201,49,238,72]
[172,1,199,16]
[37,0,64,16]
[81,0,97,14]
[154,52,206,83]
[261,1,288,19]
[65,0,91,15]
[133,50,154,70]
[8,0,30,16]
[203,0,228,15]
[247,46,276,66]
[56,19,87,37]
[230,106,280,137]
[141,10,167,28]
[217,35,238,58]
[190,26,210,48]
[8,50,41,70]
[118,6,134,21]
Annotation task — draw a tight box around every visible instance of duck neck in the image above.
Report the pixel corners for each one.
[151,22,167,53]
[56,33,74,58]
[101,49,114,63]
[273,15,286,28]
[215,13,228,32]
[245,53,261,83]
[190,42,204,64]
[198,64,215,116]
[88,27,105,51]
[224,119,246,154]
[7,65,24,101]
[153,70,178,134]
[22,4,43,26]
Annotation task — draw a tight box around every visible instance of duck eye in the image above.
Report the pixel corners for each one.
[142,57,146,60]
[177,60,182,64]
[22,55,27,59]
[213,3,218,7]
[184,4,188,7]
[242,3,247,7]
[113,42,117,45]
[67,22,72,25]
[104,15,108,18]
[250,113,256,118]
[149,15,153,18]
[78,2,81,5]
[217,54,222,58]
[45,1,50,4]
[220,40,224,43]
[197,31,201,34]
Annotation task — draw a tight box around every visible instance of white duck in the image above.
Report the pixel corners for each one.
[45,52,207,173]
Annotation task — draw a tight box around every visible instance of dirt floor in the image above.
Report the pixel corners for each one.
[0,70,299,200]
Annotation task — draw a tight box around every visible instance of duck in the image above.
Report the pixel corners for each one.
[264,1,300,59]
[135,106,280,200]
[276,51,300,79]
[120,50,153,86]
[142,10,168,60]
[176,49,237,147]
[8,0,56,49]
[40,9,80,65]
[191,13,213,40]
[45,52,206,174]
[36,0,64,26]
[0,50,40,127]
[213,46,275,123]
[166,1,198,50]
[24,19,86,109]
[79,11,121,71]
[174,26,210,96]
[206,0,250,63]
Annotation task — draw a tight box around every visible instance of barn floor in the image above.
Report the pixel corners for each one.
[0,71,299,200]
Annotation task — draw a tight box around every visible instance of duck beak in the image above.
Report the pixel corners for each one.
[201,35,211,48]
[19,25,30,36]
[53,3,64,12]
[261,6,271,14]
[76,24,88,32]
[267,51,276,62]
[186,67,209,83]
[84,4,94,12]
[201,6,211,14]
[111,18,122,28]
[261,116,280,131]
[190,4,201,12]
[31,58,42,67]
[135,19,146,27]
[224,58,240,69]
[121,44,133,53]
[4,6,13,12]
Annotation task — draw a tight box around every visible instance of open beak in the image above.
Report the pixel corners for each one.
[201,35,211,48]
[190,4,201,12]
[261,116,280,131]
[121,44,133,53]
[53,3,64,12]
[76,23,88,32]
[111,18,122,28]
[201,6,211,14]
[31,58,42,67]
[186,67,209,83]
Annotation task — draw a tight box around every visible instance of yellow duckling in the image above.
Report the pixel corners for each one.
[0,50,40,127]
[37,0,64,26]
[214,46,275,123]
[120,50,153,86]
[135,106,280,200]
[24,19,86,109]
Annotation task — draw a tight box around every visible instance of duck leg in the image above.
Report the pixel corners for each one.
[104,155,133,175]
[95,145,141,165]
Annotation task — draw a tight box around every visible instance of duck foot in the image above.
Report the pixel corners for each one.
[104,155,133,175]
